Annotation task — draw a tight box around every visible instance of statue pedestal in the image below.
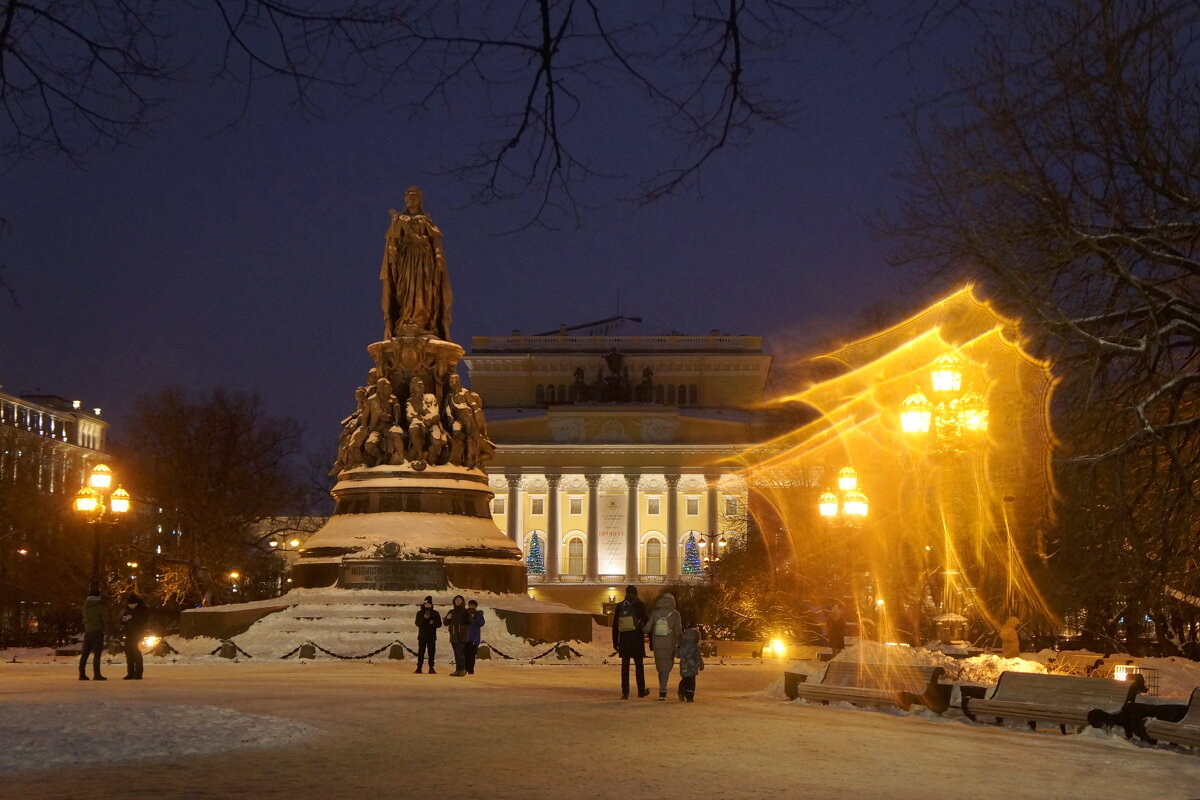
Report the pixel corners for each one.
[292,463,526,594]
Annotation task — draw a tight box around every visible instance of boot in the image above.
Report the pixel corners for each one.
[659,692,667,701]
[428,668,437,674]
[414,667,423,674]
[637,688,650,698]
[93,675,107,681]
[79,674,89,681]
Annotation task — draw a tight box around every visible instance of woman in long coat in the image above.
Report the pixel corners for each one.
[611,585,649,699]
[644,592,682,700]
[380,186,453,341]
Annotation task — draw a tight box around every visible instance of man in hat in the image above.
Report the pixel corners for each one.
[413,596,442,673]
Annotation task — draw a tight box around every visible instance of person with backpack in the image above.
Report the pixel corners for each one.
[611,585,649,699]
[78,588,108,681]
[119,593,150,680]
[413,596,442,673]
[444,594,471,677]
[644,591,682,700]
[677,624,705,702]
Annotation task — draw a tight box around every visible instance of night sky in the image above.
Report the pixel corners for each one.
[1,11,970,457]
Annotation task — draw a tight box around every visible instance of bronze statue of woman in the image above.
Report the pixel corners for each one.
[380,187,453,340]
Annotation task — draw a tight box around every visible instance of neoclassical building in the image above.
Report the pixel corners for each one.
[0,390,109,492]
[465,317,772,612]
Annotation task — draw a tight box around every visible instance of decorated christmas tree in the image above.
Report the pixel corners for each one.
[682,533,703,575]
[526,533,546,574]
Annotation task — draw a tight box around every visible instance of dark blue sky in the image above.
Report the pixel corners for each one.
[1,11,969,456]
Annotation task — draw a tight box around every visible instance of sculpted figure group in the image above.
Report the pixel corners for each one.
[332,367,495,474]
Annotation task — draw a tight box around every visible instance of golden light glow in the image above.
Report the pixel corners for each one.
[87,463,114,490]
[769,638,787,656]
[73,486,101,514]
[142,635,160,649]
[269,540,279,548]
[109,486,132,514]
[842,489,869,519]
[900,390,933,434]
[836,466,858,491]
[818,491,838,518]
[229,571,240,580]
[1113,665,1130,682]
[289,538,301,548]
[958,390,989,432]
[930,353,964,393]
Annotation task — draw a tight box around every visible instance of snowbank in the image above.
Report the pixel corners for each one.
[0,702,313,772]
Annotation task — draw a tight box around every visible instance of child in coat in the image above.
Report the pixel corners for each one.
[677,626,705,702]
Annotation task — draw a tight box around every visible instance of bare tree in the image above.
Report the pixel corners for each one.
[888,0,1200,654]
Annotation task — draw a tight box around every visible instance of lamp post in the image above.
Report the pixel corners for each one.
[72,463,131,589]
[818,467,870,611]
[898,352,989,620]
[268,536,303,595]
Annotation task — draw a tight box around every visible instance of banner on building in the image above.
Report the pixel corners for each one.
[597,494,626,575]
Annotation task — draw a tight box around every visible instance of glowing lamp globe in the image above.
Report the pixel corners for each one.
[842,489,869,519]
[73,486,101,514]
[900,390,932,434]
[289,538,301,548]
[88,463,114,490]
[109,486,132,514]
[930,353,964,394]
[836,466,858,491]
[818,491,839,518]
[959,390,989,432]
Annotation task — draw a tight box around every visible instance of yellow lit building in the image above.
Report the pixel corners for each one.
[466,317,772,612]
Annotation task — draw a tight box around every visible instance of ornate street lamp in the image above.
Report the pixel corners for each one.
[72,463,131,588]
[899,352,988,447]
[818,467,869,524]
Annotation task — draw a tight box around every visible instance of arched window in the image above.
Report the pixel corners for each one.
[535,384,545,403]
[559,384,567,401]
[667,385,677,404]
[688,385,698,405]
[655,384,665,404]
[678,385,687,405]
[645,539,663,575]
[566,537,585,574]
[546,385,556,402]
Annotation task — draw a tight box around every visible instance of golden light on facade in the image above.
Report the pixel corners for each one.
[87,463,114,490]
[900,390,933,434]
[929,353,964,394]
[836,466,858,491]
[73,486,101,513]
[109,486,132,514]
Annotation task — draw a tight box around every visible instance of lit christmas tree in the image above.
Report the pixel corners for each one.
[682,533,702,575]
[526,533,545,574]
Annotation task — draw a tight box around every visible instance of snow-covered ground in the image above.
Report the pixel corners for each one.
[3,650,1199,799]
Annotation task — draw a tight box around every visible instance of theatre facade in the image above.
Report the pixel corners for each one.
[465,317,771,613]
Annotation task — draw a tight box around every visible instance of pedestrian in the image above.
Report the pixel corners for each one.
[677,625,705,702]
[644,591,682,700]
[444,594,471,677]
[612,585,650,699]
[998,616,1021,659]
[413,595,442,674]
[826,602,846,656]
[119,593,150,680]
[79,588,107,681]
[464,599,485,675]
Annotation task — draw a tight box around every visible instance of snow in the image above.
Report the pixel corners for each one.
[1,702,313,771]
[297,512,519,555]
[3,657,1199,798]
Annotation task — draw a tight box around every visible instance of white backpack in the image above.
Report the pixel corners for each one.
[653,615,670,637]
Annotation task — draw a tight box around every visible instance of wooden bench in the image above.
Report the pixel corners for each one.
[962,670,1146,736]
[1048,652,1103,677]
[795,661,952,713]
[1144,688,1200,749]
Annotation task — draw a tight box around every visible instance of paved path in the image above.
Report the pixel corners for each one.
[3,660,1199,799]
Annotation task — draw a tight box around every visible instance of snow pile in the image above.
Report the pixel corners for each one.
[0,648,57,663]
[832,641,961,672]
[956,654,1047,685]
[0,702,313,772]
[1140,657,1200,699]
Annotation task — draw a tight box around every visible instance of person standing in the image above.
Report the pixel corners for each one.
[444,594,470,677]
[464,599,485,675]
[826,603,846,656]
[677,625,705,702]
[119,594,150,680]
[644,592,682,700]
[414,596,442,674]
[612,585,650,699]
[79,589,107,681]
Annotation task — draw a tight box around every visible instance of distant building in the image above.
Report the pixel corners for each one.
[0,389,109,493]
[466,317,772,613]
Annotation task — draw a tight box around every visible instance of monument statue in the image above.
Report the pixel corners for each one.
[381,186,453,341]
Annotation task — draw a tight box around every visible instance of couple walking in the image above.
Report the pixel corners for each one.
[611,586,704,701]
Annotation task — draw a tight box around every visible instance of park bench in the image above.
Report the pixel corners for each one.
[962,670,1146,736]
[795,661,952,713]
[1143,688,1200,749]
[1048,651,1103,676]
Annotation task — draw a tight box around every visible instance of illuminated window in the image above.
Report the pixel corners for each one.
[686,497,700,515]
[531,497,545,515]
[645,539,663,575]
[567,537,584,574]
[569,497,582,515]
[724,497,738,516]
[647,497,661,515]
[492,497,506,515]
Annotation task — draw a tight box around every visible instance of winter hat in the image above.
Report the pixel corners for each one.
[423,596,433,604]
[625,585,639,598]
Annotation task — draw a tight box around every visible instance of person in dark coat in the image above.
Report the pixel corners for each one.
[444,594,471,677]
[611,585,649,699]
[826,603,846,656]
[677,626,705,702]
[414,596,442,673]
[79,589,107,681]
[119,594,150,680]
[464,599,485,675]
